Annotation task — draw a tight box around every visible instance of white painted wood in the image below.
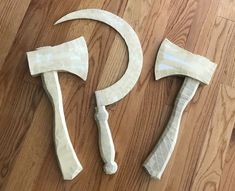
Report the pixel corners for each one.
[155,39,216,84]
[42,71,83,180]
[26,37,89,180]
[95,106,117,174]
[143,77,199,179]
[27,37,88,80]
[56,9,143,174]
[144,39,217,179]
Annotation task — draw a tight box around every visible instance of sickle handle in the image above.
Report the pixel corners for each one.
[143,77,200,179]
[42,71,82,180]
[95,106,117,174]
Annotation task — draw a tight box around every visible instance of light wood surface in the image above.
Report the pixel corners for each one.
[0,0,235,191]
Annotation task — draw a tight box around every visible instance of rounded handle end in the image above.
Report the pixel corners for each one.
[104,161,118,174]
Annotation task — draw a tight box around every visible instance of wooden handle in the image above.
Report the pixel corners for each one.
[95,106,117,174]
[143,77,200,179]
[42,71,82,180]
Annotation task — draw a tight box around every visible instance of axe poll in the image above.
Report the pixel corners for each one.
[55,9,143,174]
[143,39,217,179]
[27,37,88,180]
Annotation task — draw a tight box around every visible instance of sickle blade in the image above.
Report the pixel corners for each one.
[55,9,143,106]
[55,9,143,174]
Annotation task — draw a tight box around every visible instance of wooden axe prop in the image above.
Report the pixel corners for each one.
[26,37,88,180]
[143,39,217,179]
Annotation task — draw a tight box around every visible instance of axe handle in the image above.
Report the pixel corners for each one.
[42,71,82,180]
[95,106,118,174]
[143,77,200,179]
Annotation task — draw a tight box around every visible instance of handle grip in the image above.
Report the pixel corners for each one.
[144,77,200,179]
[95,106,117,174]
[42,71,82,180]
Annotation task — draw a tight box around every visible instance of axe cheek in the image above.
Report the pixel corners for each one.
[154,39,217,84]
[27,36,89,80]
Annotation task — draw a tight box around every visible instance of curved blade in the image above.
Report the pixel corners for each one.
[55,9,143,106]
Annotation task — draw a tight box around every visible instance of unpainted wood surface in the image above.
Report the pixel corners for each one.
[0,0,235,190]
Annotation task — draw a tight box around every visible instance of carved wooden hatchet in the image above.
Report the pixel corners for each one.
[143,39,217,179]
[26,37,88,180]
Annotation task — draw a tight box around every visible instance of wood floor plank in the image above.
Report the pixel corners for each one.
[2,95,53,191]
[190,85,235,191]
[218,0,235,21]
[0,82,43,189]
[219,130,235,191]
[0,0,31,70]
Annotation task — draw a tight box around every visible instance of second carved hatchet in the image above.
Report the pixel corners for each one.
[144,39,217,179]
[27,37,88,180]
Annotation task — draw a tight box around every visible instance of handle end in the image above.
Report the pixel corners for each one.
[62,162,83,180]
[95,105,118,174]
[143,161,162,180]
[104,161,118,174]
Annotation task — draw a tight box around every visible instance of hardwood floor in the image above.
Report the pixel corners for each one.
[0,0,235,190]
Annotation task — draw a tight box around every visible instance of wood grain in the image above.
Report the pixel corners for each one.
[0,0,31,70]
[218,0,235,21]
[190,85,235,190]
[219,130,235,191]
[0,0,235,190]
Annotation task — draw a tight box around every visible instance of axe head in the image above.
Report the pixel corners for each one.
[27,37,88,80]
[155,39,216,84]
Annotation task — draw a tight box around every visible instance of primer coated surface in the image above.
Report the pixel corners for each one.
[27,37,88,80]
[155,39,216,84]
